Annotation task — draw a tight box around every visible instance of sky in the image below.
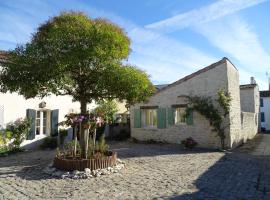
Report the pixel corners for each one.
[0,0,270,90]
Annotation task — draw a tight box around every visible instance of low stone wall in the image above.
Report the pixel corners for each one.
[240,112,258,143]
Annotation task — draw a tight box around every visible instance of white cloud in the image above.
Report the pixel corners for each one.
[194,17,269,89]
[146,0,266,33]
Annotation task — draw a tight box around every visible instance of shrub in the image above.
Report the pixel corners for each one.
[95,135,109,155]
[63,140,81,157]
[40,137,58,149]
[181,137,198,149]
[5,118,31,148]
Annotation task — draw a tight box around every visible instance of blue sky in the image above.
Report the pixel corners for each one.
[1,0,270,89]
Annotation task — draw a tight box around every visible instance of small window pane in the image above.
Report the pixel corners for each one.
[260,98,264,107]
[142,109,157,127]
[175,107,186,124]
[261,112,265,122]
[37,111,40,118]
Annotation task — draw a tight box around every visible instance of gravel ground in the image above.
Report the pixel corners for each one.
[0,139,270,200]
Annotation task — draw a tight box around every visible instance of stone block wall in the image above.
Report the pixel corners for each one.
[131,59,232,149]
[240,112,258,143]
[130,58,258,149]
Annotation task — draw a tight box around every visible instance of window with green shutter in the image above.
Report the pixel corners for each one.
[134,109,141,128]
[26,109,36,140]
[167,107,175,126]
[157,108,166,129]
[186,109,194,125]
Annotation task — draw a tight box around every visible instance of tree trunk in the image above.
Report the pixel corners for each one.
[74,126,77,158]
[93,128,96,156]
[80,100,87,158]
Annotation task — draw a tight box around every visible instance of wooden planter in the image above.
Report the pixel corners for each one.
[53,152,117,171]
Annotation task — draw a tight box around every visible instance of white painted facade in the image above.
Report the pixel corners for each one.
[0,92,96,148]
[259,94,270,131]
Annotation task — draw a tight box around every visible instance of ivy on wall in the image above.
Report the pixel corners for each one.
[186,89,232,149]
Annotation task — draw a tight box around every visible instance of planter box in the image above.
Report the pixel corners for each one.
[53,152,117,171]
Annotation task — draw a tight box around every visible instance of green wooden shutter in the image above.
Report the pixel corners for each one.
[51,109,59,136]
[26,109,36,140]
[186,109,194,125]
[134,109,141,128]
[167,107,175,126]
[157,108,166,129]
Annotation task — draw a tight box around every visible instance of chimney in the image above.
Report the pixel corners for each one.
[250,77,256,84]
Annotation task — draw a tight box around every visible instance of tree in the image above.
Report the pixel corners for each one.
[94,100,118,123]
[0,12,155,157]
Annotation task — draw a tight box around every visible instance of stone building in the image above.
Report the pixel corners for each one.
[259,90,270,131]
[130,58,259,149]
[0,50,128,149]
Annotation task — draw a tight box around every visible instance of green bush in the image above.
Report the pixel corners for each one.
[40,137,58,149]
[0,146,23,157]
[5,118,31,148]
[95,135,109,155]
[63,140,81,157]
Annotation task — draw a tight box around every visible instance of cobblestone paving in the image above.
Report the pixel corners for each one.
[0,137,270,200]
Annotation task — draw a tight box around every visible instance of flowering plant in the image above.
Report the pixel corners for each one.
[181,137,198,149]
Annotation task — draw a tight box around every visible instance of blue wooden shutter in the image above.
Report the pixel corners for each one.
[26,109,36,140]
[51,109,59,136]
[134,109,141,128]
[157,108,166,129]
[186,109,194,125]
[167,107,175,126]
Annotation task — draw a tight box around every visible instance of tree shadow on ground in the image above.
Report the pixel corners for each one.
[110,141,218,159]
[0,141,218,181]
[157,135,270,200]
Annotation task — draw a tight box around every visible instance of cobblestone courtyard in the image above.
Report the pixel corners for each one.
[1,134,270,200]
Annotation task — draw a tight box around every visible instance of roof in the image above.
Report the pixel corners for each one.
[260,91,270,97]
[156,57,233,94]
[240,84,257,89]
[155,84,169,90]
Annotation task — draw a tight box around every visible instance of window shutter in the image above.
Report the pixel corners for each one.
[157,108,166,129]
[167,107,175,126]
[186,109,194,125]
[134,109,141,128]
[26,109,36,140]
[51,109,59,136]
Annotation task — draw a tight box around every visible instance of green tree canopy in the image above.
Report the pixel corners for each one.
[0,12,155,114]
[94,100,118,122]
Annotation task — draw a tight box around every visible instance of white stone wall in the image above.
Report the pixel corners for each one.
[226,62,242,148]
[131,59,259,149]
[131,60,233,149]
[240,86,260,113]
[241,112,258,142]
[238,85,259,145]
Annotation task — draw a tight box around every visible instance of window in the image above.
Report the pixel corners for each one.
[43,111,47,134]
[36,110,49,135]
[141,108,157,127]
[175,107,186,124]
[261,112,265,122]
[36,111,41,135]
[260,98,264,107]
